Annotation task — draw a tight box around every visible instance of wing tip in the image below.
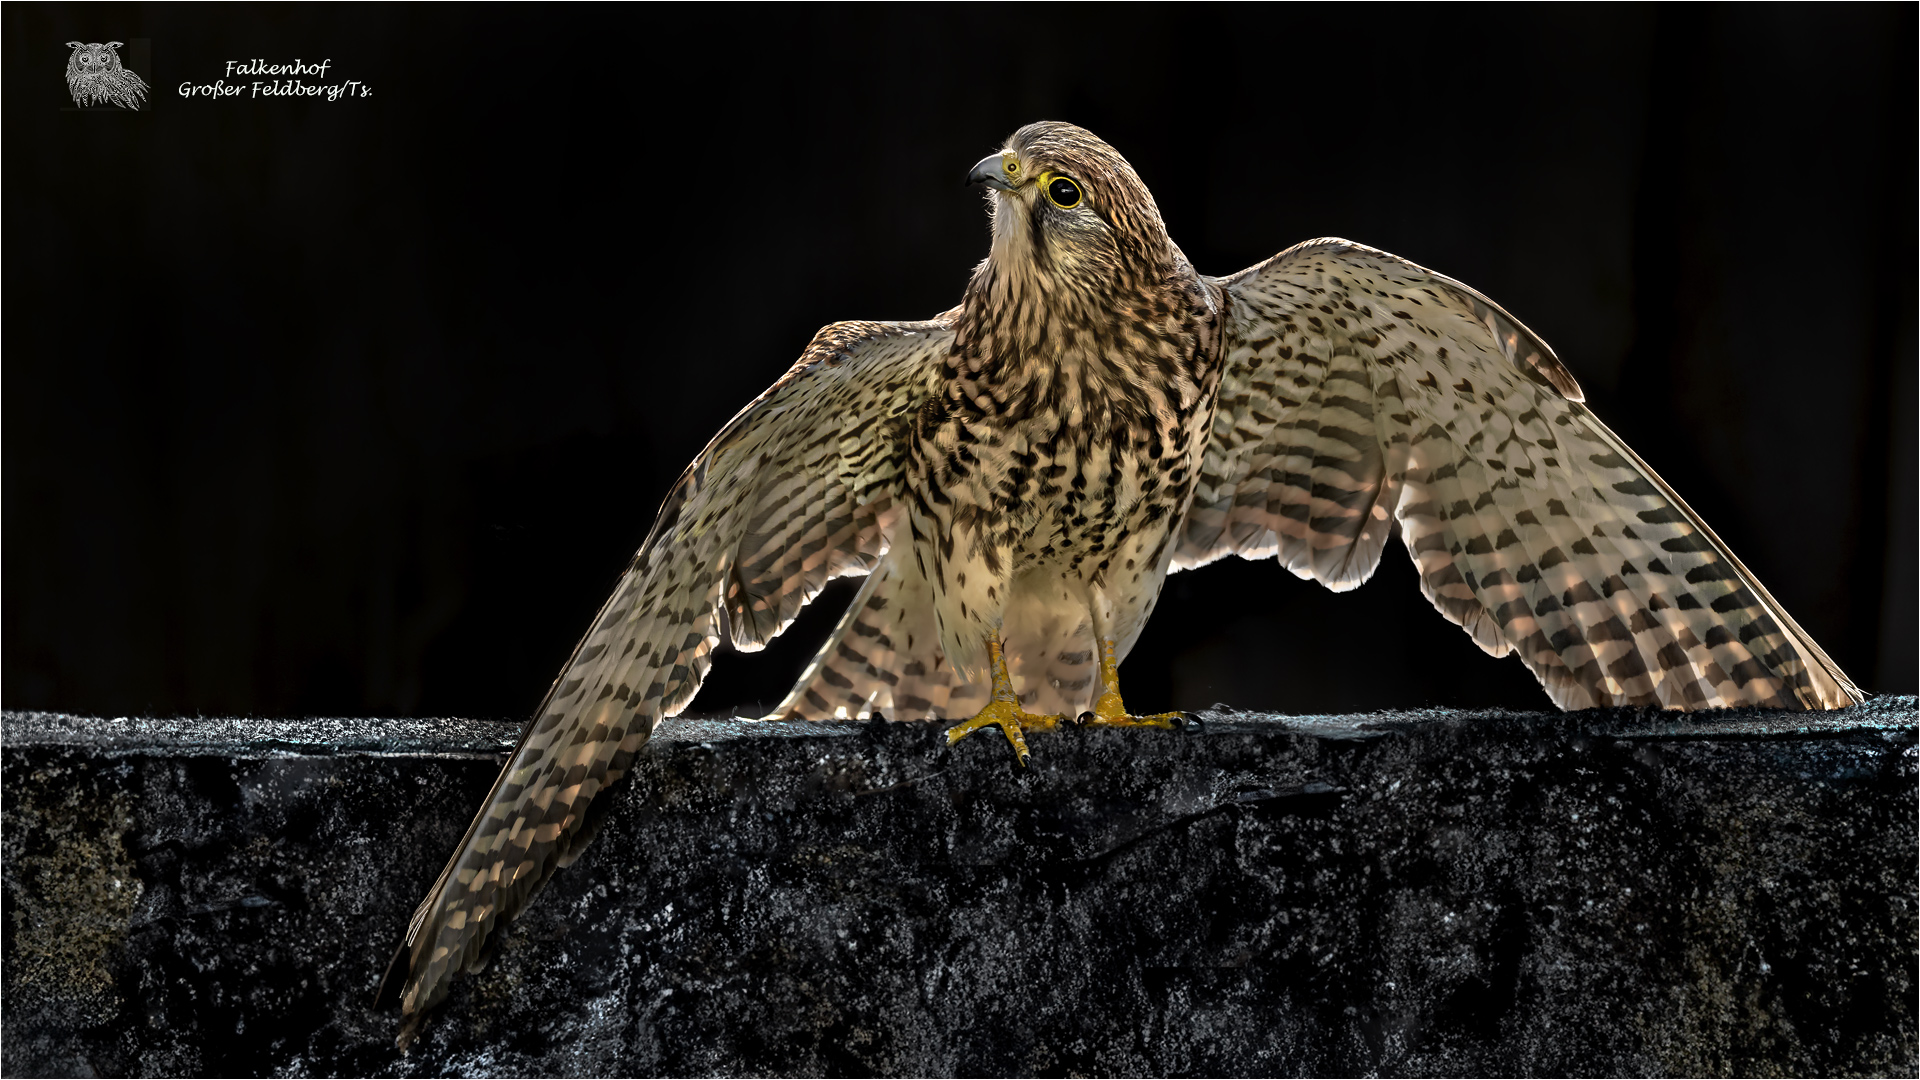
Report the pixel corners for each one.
[372,939,411,1012]
[375,935,437,1052]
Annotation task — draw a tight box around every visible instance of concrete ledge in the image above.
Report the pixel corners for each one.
[3,699,1915,1077]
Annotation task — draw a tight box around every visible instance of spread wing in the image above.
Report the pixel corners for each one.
[1176,238,1860,711]
[379,316,950,1042]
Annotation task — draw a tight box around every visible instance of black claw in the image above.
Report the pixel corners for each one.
[1075,711,1096,727]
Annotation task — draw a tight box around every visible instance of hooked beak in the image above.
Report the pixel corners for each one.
[966,152,1017,192]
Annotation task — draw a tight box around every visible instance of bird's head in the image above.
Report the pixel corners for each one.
[967,121,1172,300]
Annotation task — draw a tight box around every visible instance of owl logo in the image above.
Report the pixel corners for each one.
[65,41,148,110]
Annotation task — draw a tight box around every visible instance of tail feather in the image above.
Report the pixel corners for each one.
[767,556,984,720]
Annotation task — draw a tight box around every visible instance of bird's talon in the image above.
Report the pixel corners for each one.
[1081,710,1182,730]
[945,695,1061,765]
[1081,639,1187,731]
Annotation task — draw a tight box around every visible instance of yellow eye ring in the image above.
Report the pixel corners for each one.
[1039,172,1082,209]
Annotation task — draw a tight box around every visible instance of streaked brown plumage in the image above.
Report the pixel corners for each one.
[380,121,1861,1044]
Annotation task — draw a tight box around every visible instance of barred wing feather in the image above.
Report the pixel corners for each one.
[1175,238,1859,712]
[378,317,949,1042]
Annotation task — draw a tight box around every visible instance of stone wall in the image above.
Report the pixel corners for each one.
[3,700,1915,1076]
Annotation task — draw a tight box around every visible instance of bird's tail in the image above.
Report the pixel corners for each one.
[767,555,985,720]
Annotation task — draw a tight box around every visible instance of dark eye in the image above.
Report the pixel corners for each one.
[1046,177,1082,209]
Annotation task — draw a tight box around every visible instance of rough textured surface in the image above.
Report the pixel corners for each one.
[3,699,1914,1077]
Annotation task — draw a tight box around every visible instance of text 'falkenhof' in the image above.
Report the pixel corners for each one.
[178,59,370,101]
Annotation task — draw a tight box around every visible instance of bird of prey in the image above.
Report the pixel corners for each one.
[379,121,1860,1043]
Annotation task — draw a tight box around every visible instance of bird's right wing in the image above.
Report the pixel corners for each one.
[379,316,951,1042]
[1176,238,1859,712]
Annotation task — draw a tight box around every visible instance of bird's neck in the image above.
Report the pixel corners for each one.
[946,250,1216,427]
[956,241,1173,357]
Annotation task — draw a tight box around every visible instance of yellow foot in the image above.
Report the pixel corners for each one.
[1078,639,1186,730]
[1077,689,1182,729]
[1078,706,1184,730]
[945,697,1065,767]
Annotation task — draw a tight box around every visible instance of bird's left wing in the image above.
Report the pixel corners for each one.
[379,317,950,1041]
[1175,238,1859,712]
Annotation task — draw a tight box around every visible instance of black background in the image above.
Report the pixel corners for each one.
[6,5,1914,722]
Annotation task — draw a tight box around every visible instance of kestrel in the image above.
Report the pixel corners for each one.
[379,122,1860,1043]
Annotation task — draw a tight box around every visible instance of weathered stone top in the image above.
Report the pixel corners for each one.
[6,693,1912,756]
